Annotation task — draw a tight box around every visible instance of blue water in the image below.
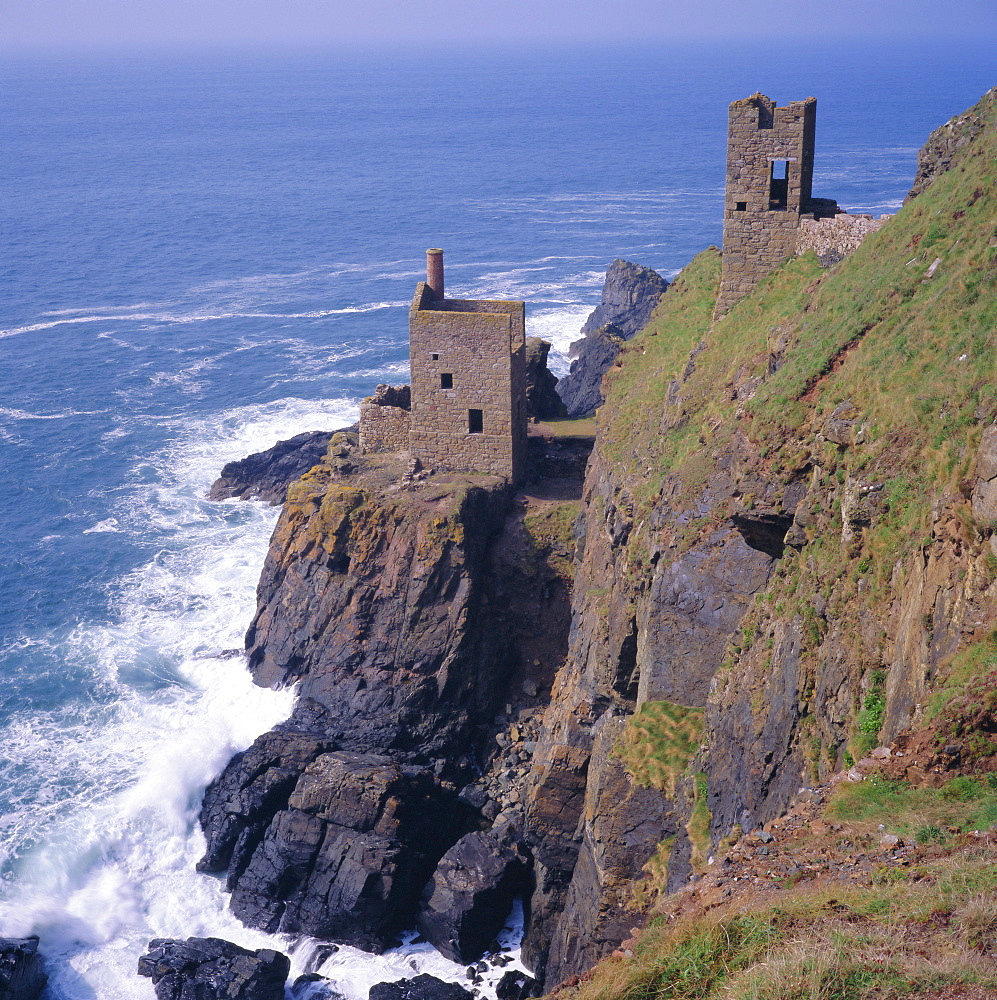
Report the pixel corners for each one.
[1,40,993,998]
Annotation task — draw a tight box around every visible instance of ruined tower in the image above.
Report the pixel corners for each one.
[359,249,528,484]
[716,93,838,316]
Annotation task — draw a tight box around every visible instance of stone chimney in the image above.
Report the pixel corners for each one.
[426,248,444,300]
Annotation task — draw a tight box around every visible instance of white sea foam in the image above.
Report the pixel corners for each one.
[0,304,401,340]
[288,902,531,998]
[0,407,104,421]
[82,518,120,534]
[0,392,529,999]
[526,306,594,376]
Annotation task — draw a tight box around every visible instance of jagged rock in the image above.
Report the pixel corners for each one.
[416,831,529,964]
[971,424,997,522]
[538,716,671,983]
[495,970,539,1000]
[905,86,995,202]
[198,728,335,875]
[136,937,289,1000]
[368,975,472,1000]
[637,526,776,706]
[823,399,861,446]
[556,260,668,416]
[226,752,467,952]
[0,937,46,1000]
[289,972,347,999]
[525,338,567,421]
[207,430,351,504]
[577,260,669,341]
[555,324,624,418]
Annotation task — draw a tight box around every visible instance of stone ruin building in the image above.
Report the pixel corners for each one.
[359,248,528,483]
[716,93,885,316]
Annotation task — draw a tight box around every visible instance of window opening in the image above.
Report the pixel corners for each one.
[769,159,789,211]
[735,201,747,212]
[468,409,483,434]
[440,373,453,389]
[431,353,439,360]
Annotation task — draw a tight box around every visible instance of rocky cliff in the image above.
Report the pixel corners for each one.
[199,88,997,998]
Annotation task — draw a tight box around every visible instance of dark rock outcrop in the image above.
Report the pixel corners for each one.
[226,752,466,952]
[246,472,510,766]
[416,831,529,964]
[524,338,568,421]
[198,729,334,875]
[577,260,669,341]
[555,324,624,419]
[368,976,472,1000]
[242,471,515,760]
[495,970,539,1000]
[0,937,46,1000]
[207,430,344,505]
[137,938,289,1000]
[200,459,524,946]
[556,260,668,417]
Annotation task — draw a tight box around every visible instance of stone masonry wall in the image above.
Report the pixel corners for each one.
[716,94,817,316]
[358,401,411,453]
[409,283,527,483]
[797,213,887,266]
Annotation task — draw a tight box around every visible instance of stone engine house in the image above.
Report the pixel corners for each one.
[359,249,528,483]
[716,92,886,316]
[717,93,836,315]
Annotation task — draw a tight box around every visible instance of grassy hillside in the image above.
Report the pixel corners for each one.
[553,87,997,1000]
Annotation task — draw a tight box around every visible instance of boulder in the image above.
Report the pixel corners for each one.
[0,937,46,1000]
[495,970,539,1000]
[524,338,567,421]
[822,399,861,446]
[227,752,466,953]
[207,429,350,504]
[368,975,472,1000]
[289,972,348,999]
[416,831,528,964]
[136,937,289,1000]
[556,259,668,417]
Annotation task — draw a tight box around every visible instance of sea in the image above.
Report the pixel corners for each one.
[1,39,993,999]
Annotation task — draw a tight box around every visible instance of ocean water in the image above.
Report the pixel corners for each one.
[1,40,993,998]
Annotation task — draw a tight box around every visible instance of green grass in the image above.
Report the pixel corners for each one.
[687,771,712,872]
[614,700,705,797]
[532,416,597,438]
[559,844,997,1000]
[827,772,997,839]
[593,86,997,601]
[519,500,579,581]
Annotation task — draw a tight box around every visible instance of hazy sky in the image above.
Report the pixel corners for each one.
[4,0,996,51]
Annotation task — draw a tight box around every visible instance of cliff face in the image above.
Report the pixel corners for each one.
[243,456,514,759]
[201,89,997,993]
[521,86,997,986]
